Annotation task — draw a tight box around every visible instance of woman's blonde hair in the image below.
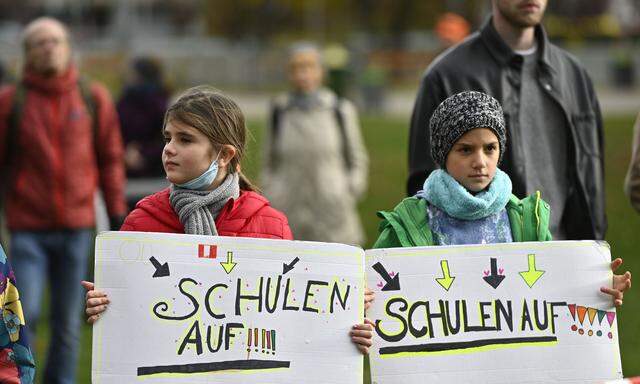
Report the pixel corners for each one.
[163,86,257,191]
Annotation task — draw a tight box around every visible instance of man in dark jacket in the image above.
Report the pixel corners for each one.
[0,17,126,383]
[408,0,606,240]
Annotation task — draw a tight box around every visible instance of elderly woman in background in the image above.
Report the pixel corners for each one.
[261,43,369,246]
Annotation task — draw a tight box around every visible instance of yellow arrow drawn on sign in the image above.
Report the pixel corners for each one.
[220,251,237,274]
[519,253,545,288]
[435,260,455,291]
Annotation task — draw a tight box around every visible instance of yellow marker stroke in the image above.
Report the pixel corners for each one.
[519,254,545,288]
[435,260,455,291]
[220,251,237,274]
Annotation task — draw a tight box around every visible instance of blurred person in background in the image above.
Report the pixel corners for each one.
[408,0,606,241]
[625,112,640,213]
[261,43,369,246]
[0,61,6,85]
[0,59,15,87]
[434,12,471,48]
[323,43,351,98]
[0,17,126,384]
[117,57,170,210]
[360,61,388,113]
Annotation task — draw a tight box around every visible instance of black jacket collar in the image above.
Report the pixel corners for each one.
[480,16,555,74]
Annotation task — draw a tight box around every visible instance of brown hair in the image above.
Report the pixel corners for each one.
[163,86,258,191]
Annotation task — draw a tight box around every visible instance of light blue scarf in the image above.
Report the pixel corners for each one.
[418,169,512,220]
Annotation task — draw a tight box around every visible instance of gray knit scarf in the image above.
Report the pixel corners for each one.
[169,172,240,235]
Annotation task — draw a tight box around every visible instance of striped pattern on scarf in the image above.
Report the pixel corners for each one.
[169,172,240,235]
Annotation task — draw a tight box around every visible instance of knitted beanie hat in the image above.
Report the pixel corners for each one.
[429,91,506,167]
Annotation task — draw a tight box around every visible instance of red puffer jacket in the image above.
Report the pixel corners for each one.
[121,188,293,240]
[0,66,126,230]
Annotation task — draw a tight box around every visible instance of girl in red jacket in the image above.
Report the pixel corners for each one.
[82,86,374,353]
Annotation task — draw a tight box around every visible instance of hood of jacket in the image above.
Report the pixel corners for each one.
[373,193,551,248]
[23,65,79,94]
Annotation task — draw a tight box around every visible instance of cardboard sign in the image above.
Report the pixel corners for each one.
[366,241,622,384]
[92,232,364,383]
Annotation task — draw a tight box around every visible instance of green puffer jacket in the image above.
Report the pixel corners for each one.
[373,192,552,248]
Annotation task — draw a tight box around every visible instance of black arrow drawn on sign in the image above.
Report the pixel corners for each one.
[372,262,400,291]
[282,257,300,275]
[149,256,170,278]
[483,258,505,289]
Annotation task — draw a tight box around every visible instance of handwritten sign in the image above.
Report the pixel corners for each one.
[92,232,364,383]
[366,241,623,384]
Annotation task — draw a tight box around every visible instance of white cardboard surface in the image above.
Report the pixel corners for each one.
[92,232,364,384]
[366,241,623,384]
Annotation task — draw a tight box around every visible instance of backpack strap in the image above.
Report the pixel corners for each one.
[332,97,354,171]
[269,95,353,171]
[77,77,100,165]
[269,102,283,169]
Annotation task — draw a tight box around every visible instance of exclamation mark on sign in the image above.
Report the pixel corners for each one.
[271,330,276,354]
[262,329,266,353]
[568,304,576,321]
[587,308,598,325]
[577,306,587,325]
[246,328,252,359]
[254,328,259,352]
[266,329,271,354]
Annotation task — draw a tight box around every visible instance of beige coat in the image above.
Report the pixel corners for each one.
[261,88,368,245]
[625,112,640,213]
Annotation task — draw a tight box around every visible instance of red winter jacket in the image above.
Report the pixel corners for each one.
[121,188,293,240]
[0,66,127,230]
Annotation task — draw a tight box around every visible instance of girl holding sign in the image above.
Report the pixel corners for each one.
[373,91,631,306]
[82,86,374,353]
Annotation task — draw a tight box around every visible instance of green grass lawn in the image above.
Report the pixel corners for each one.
[33,114,640,382]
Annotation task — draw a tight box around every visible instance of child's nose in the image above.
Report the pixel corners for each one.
[471,152,488,168]
[163,141,176,155]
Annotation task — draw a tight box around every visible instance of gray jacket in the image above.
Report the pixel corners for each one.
[261,88,368,245]
[408,18,606,240]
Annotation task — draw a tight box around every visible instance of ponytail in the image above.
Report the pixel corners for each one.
[238,170,260,193]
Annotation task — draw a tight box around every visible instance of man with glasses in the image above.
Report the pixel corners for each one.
[0,17,126,383]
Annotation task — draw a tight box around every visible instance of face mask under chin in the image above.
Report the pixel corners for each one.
[175,152,221,191]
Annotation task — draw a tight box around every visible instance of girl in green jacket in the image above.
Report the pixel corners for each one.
[374,91,630,306]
